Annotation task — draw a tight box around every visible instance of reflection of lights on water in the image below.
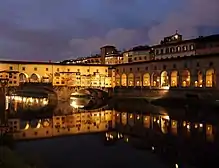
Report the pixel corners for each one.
[186,124,190,130]
[117,133,123,139]
[162,86,170,90]
[70,100,84,109]
[183,121,186,127]
[6,96,49,110]
[152,146,155,151]
[162,115,170,120]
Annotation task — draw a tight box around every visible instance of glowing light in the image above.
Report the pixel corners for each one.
[187,124,190,130]
[162,86,170,90]
[36,120,41,129]
[24,123,30,130]
[199,123,203,127]
[162,115,170,120]
[175,163,179,168]
[70,100,84,108]
[152,146,155,151]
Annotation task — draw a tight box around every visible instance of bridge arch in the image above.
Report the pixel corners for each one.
[160,71,169,87]
[30,73,40,83]
[128,73,134,86]
[121,74,127,86]
[206,68,215,87]
[151,72,159,87]
[143,73,150,86]
[170,71,178,87]
[181,70,190,87]
[19,73,28,83]
[195,71,203,87]
[115,74,120,86]
[135,73,142,86]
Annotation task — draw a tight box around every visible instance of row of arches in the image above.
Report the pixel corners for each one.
[19,73,50,83]
[116,69,216,88]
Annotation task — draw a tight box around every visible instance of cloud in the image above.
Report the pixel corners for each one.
[0,0,219,61]
[69,28,148,57]
[68,0,219,58]
[148,0,219,44]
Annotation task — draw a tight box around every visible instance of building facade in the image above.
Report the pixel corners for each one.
[0,33,219,90]
[113,54,218,89]
[0,61,112,88]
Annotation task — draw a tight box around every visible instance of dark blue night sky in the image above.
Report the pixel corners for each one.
[0,0,218,61]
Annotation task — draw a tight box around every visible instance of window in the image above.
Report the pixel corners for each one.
[190,44,194,50]
[130,68,132,71]
[34,67,37,71]
[170,47,175,52]
[209,62,213,67]
[87,69,90,72]
[22,67,25,71]
[165,48,169,54]
[137,67,140,71]
[196,62,199,67]
[176,46,181,52]
[46,68,48,71]
[183,46,187,51]
[77,69,80,72]
[154,66,157,70]
[9,66,13,70]
[156,50,159,55]
[145,67,148,70]
[173,64,176,68]
[184,63,187,68]
[160,49,164,54]
[67,69,70,72]
[57,68,59,72]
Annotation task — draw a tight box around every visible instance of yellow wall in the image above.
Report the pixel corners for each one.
[0,61,111,87]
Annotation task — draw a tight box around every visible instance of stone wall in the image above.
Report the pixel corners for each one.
[110,87,219,100]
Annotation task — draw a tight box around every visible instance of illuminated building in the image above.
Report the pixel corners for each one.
[113,33,219,90]
[0,61,111,88]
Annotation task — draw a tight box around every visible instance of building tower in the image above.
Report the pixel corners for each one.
[100,45,118,64]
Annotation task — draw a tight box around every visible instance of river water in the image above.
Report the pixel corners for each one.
[15,98,219,168]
